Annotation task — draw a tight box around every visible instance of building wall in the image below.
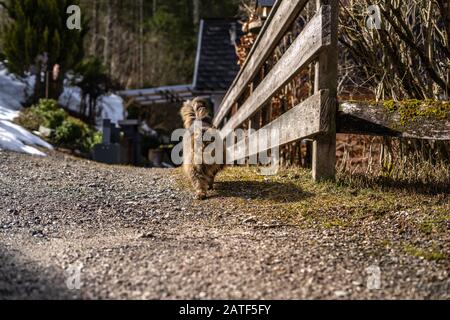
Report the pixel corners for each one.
[211,93,225,116]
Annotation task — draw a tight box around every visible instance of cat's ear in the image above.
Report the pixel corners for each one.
[183,99,192,108]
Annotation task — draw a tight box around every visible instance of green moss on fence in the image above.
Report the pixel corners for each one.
[382,99,450,126]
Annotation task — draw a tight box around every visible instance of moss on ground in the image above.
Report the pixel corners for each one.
[403,245,447,262]
[177,167,449,229]
[176,166,449,262]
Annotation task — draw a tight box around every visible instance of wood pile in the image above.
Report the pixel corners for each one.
[235,14,259,67]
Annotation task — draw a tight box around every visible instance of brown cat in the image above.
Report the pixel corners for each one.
[180,97,224,200]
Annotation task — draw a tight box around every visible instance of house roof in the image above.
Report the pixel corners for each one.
[118,84,195,106]
[193,19,242,92]
[257,0,276,7]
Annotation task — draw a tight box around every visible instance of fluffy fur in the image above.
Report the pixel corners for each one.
[180,97,224,200]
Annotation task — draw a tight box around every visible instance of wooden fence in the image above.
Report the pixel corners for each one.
[214,0,338,181]
[213,0,449,181]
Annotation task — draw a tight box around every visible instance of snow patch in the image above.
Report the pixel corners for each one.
[99,94,125,125]
[0,121,49,157]
[0,64,53,156]
[0,105,19,121]
[0,67,28,110]
[59,84,125,128]
[0,62,125,156]
[58,85,82,114]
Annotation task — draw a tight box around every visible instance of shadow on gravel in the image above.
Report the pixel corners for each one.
[0,248,78,300]
[213,180,314,203]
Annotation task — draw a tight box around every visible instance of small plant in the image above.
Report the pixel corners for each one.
[83,131,103,152]
[14,107,44,131]
[33,99,67,129]
[33,99,60,114]
[55,117,89,149]
[15,99,104,155]
[54,117,102,153]
[15,99,67,131]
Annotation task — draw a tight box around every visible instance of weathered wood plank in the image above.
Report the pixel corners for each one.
[213,0,310,127]
[228,90,331,161]
[220,6,331,137]
[312,0,338,181]
[337,102,450,140]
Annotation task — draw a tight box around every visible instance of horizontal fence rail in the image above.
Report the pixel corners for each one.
[230,90,332,161]
[337,102,450,140]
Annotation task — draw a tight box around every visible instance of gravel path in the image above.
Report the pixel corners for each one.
[0,151,448,299]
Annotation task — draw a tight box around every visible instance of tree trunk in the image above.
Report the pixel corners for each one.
[32,67,43,105]
[90,0,99,56]
[193,0,201,26]
[104,0,115,75]
[139,0,144,87]
[153,0,157,15]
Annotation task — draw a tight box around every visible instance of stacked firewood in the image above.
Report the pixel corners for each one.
[235,13,259,66]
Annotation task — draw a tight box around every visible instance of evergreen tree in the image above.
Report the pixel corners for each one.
[73,57,112,125]
[78,0,239,89]
[0,0,88,102]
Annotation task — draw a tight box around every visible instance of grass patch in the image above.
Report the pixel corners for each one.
[182,166,450,232]
[418,212,450,235]
[336,160,450,195]
[403,245,447,262]
[175,165,448,262]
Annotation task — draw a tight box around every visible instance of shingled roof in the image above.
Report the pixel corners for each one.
[257,0,276,7]
[193,19,242,92]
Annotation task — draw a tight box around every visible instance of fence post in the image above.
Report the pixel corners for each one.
[312,0,338,181]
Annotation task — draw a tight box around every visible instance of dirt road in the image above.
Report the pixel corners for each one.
[0,151,448,299]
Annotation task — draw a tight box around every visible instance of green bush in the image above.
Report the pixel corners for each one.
[15,99,103,154]
[54,117,102,153]
[55,117,89,148]
[15,99,67,131]
[83,131,103,152]
[33,99,68,129]
[33,99,60,113]
[42,108,67,129]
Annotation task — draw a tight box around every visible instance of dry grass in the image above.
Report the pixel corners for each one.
[209,165,449,225]
[338,159,450,195]
[176,163,449,262]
